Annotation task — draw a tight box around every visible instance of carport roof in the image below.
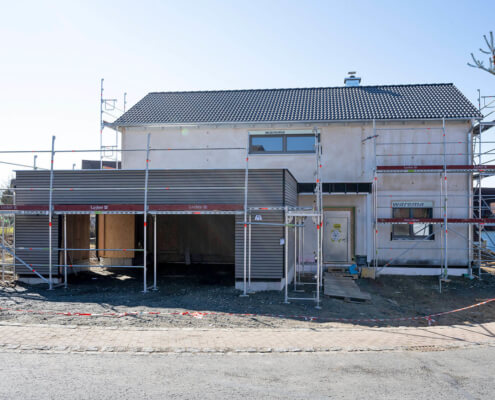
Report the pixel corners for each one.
[111,83,481,126]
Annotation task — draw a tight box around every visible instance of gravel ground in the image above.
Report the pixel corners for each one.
[0,266,494,328]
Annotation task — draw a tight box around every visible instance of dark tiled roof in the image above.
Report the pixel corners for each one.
[112,83,481,126]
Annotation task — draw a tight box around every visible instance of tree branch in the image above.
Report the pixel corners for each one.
[468,31,495,76]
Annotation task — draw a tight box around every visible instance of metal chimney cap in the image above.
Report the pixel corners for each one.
[344,71,361,86]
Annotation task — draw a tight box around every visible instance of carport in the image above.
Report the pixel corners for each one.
[148,204,243,288]
[11,168,297,292]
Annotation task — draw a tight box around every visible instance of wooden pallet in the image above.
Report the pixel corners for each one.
[324,265,358,280]
[323,273,371,302]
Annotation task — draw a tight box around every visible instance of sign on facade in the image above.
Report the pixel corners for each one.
[248,129,315,136]
[391,201,433,208]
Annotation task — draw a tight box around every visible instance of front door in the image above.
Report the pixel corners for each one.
[323,211,351,263]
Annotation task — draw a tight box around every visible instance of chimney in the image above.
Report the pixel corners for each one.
[344,71,361,87]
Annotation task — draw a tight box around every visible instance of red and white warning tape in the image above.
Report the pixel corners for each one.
[0,298,493,324]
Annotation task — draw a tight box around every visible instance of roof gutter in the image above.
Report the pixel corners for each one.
[108,116,481,130]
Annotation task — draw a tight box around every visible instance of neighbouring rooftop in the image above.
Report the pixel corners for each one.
[112,83,482,126]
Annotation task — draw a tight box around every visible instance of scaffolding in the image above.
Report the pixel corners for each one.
[0,129,324,309]
[99,78,126,169]
[283,128,323,308]
[0,134,250,293]
[372,109,495,288]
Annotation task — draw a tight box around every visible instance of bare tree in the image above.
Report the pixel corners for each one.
[468,31,495,76]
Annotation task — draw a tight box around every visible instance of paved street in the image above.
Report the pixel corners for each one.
[0,321,494,353]
[0,320,494,398]
[0,347,494,399]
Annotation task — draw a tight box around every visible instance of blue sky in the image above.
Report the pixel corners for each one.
[0,0,494,176]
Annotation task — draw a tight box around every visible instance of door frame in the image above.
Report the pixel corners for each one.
[322,207,356,262]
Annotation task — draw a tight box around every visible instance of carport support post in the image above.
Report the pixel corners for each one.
[64,214,67,289]
[48,135,55,290]
[142,133,151,293]
[294,217,297,291]
[153,214,157,290]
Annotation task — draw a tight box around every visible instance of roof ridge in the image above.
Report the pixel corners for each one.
[147,83,455,95]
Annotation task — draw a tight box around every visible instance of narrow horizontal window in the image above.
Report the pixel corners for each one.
[249,134,315,154]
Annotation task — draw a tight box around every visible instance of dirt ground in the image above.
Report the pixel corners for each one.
[0,265,494,329]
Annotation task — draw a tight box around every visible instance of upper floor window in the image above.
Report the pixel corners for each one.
[391,207,434,241]
[249,134,315,154]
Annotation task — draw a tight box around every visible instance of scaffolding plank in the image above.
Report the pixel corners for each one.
[378,217,493,224]
[149,204,243,211]
[55,204,144,212]
[0,205,48,211]
[377,165,495,172]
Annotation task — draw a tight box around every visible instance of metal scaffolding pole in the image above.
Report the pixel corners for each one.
[478,126,483,278]
[64,214,67,289]
[1,217,4,282]
[301,217,305,277]
[241,146,249,297]
[99,78,104,170]
[442,118,449,281]
[315,128,322,309]
[293,216,297,291]
[316,217,321,308]
[142,133,150,293]
[48,135,55,290]
[468,128,473,278]
[284,207,289,304]
[372,119,378,273]
[153,214,157,290]
[115,125,119,170]
[248,213,252,291]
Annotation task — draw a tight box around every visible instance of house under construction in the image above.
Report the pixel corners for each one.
[1,76,494,305]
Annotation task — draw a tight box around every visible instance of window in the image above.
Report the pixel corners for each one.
[250,136,283,153]
[249,134,315,154]
[391,207,434,240]
[286,136,315,152]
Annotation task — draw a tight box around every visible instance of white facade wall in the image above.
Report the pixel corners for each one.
[120,119,473,268]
